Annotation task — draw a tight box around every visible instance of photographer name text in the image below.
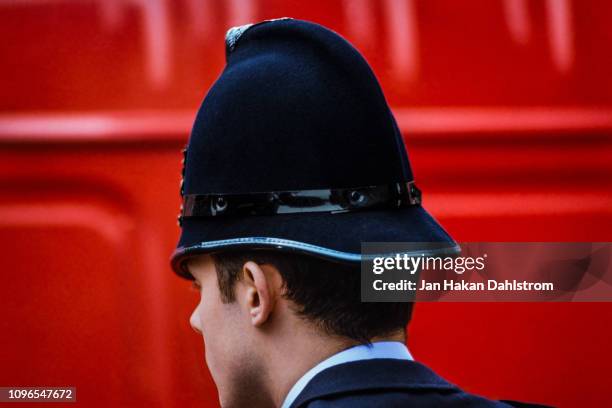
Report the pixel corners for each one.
[373,279,554,292]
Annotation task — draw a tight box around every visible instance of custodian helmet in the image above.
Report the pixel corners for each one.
[171,18,458,278]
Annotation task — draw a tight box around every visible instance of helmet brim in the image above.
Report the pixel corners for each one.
[170,205,458,279]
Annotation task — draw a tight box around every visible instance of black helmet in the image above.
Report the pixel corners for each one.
[171,18,458,278]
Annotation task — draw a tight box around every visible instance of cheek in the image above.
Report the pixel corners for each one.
[198,301,242,386]
[196,277,245,354]
[196,291,229,354]
[195,298,216,340]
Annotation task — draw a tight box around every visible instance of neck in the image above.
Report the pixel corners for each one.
[259,324,406,407]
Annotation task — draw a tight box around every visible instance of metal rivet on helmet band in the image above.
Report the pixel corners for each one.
[348,190,365,205]
[212,196,228,213]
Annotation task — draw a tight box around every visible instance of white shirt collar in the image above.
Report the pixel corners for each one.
[280,341,413,408]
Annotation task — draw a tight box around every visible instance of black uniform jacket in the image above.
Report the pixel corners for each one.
[289,359,552,408]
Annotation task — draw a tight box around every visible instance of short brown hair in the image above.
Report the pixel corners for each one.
[212,251,413,344]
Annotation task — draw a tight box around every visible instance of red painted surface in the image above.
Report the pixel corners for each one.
[0,1,610,407]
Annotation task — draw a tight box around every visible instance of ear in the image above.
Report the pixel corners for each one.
[240,261,279,326]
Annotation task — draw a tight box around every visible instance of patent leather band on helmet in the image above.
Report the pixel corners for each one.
[178,181,421,225]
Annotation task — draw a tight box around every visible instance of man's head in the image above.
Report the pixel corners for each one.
[187,251,412,407]
[173,18,457,406]
[171,19,457,279]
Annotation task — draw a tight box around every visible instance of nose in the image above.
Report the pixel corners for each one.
[190,305,202,334]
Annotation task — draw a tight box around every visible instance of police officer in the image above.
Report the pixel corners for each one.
[171,18,549,408]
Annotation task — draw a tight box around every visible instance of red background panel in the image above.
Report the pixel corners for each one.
[1,1,611,407]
